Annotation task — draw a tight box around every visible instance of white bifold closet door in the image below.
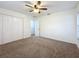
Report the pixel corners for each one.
[2,15,23,44]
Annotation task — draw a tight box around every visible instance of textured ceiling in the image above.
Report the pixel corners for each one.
[0,1,78,16]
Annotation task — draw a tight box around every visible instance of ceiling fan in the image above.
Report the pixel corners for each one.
[25,1,47,13]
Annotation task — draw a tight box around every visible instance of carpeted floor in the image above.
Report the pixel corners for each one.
[0,36,79,58]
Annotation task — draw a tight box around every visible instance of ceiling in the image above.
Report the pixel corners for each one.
[0,1,78,16]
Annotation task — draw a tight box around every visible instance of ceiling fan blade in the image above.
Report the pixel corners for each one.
[29,10,33,12]
[37,1,41,5]
[25,4,33,8]
[39,8,47,10]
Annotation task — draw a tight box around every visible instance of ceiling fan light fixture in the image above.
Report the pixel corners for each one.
[33,9,39,13]
[25,1,47,14]
[37,4,41,8]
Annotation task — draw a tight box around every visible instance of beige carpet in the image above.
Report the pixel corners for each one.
[0,36,79,58]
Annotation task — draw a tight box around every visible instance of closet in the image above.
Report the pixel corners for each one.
[0,14,24,44]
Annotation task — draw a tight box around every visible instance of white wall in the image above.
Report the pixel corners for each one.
[38,9,76,44]
[76,3,79,48]
[77,3,79,39]
[0,8,32,44]
[77,14,79,48]
[77,14,79,39]
[0,14,3,45]
[77,3,79,12]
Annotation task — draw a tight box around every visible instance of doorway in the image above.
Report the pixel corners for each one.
[31,17,40,36]
[31,19,35,36]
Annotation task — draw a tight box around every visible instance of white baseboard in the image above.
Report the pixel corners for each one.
[40,35,76,44]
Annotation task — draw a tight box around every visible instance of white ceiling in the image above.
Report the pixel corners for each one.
[0,1,78,16]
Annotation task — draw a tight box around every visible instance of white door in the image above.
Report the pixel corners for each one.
[31,17,40,36]
[35,19,40,36]
[31,19,35,36]
[3,15,23,44]
[3,15,14,44]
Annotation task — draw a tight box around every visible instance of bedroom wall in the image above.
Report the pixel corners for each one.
[76,3,79,48]
[0,14,3,45]
[0,8,32,44]
[77,3,79,39]
[77,14,79,48]
[77,14,79,39]
[77,3,79,12]
[38,9,76,44]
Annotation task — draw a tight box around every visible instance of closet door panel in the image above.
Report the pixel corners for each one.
[13,17,23,40]
[3,15,23,44]
[3,15,14,44]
